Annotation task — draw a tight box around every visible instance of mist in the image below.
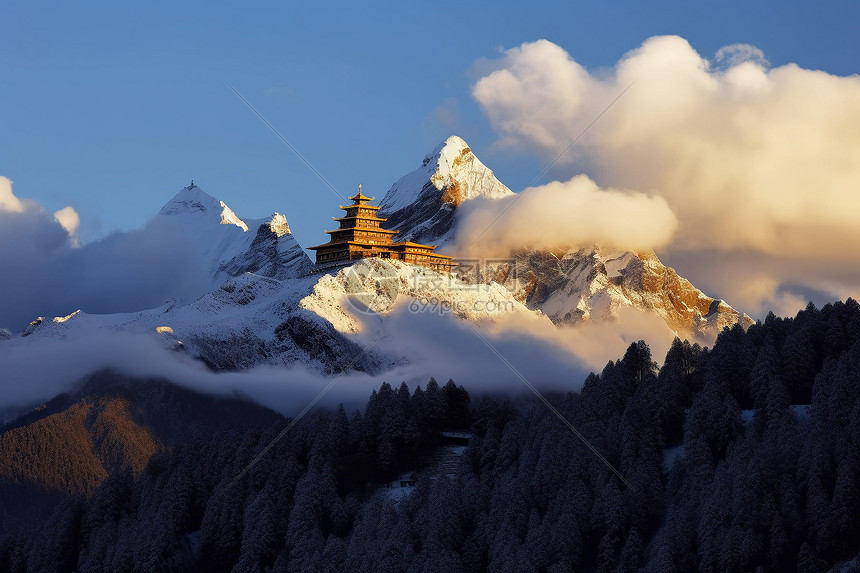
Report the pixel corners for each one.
[0,178,212,332]
[0,279,688,427]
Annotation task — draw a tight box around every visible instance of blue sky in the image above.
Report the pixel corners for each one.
[2,0,858,253]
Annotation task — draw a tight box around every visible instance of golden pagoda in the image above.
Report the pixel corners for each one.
[309,185,454,272]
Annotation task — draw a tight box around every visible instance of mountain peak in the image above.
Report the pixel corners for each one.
[429,135,512,206]
[159,183,248,232]
[378,135,513,246]
[159,183,219,215]
[268,212,292,237]
[428,135,469,164]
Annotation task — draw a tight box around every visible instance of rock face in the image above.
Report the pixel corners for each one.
[378,135,513,246]
[218,213,312,281]
[273,313,381,375]
[477,246,753,340]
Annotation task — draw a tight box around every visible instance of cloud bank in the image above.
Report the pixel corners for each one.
[471,36,860,315]
[454,174,677,256]
[0,178,211,332]
[0,297,676,421]
[0,304,595,417]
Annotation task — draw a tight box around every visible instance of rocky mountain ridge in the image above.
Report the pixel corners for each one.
[158,183,312,284]
[476,246,753,338]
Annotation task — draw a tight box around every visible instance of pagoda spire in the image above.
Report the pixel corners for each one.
[349,183,374,203]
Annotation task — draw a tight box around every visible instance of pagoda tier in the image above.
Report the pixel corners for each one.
[331,215,390,230]
[309,185,454,272]
[339,202,380,211]
[325,228,399,234]
[318,228,398,247]
[332,214,388,222]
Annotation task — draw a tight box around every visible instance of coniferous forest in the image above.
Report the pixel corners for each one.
[4,300,860,571]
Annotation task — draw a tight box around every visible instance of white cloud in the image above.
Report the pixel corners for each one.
[453,174,678,256]
[472,39,606,153]
[0,306,593,415]
[482,303,677,371]
[0,292,678,418]
[472,36,860,313]
[0,177,24,213]
[54,205,81,243]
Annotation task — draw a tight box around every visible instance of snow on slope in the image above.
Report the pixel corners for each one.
[20,259,537,373]
[19,271,366,373]
[158,183,311,285]
[378,136,513,246]
[299,258,533,334]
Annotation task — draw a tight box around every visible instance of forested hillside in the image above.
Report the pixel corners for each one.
[0,374,282,535]
[3,300,860,571]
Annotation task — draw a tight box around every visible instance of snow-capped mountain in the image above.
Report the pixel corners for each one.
[378,135,513,246]
[11,137,752,375]
[474,246,753,340]
[377,136,750,340]
[158,183,312,284]
[158,183,251,277]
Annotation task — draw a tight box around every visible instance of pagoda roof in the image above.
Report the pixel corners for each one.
[339,202,381,211]
[390,241,454,258]
[308,241,455,261]
[393,241,437,247]
[389,243,455,259]
[325,227,399,235]
[308,239,396,250]
[332,214,387,222]
[348,191,375,202]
